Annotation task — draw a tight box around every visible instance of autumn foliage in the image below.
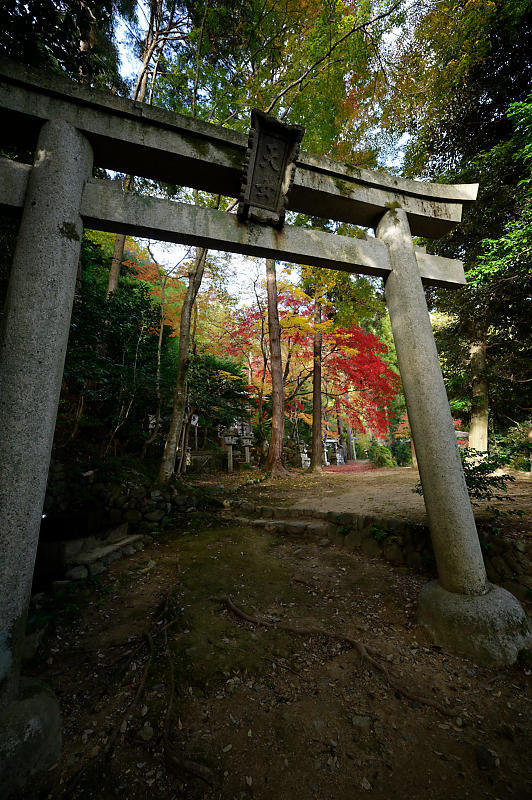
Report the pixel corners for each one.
[226,284,400,439]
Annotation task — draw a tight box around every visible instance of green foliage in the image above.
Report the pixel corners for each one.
[492,422,532,471]
[390,437,412,467]
[368,440,397,468]
[371,525,390,542]
[61,236,167,449]
[415,448,516,505]
[385,0,532,176]
[0,0,132,91]
[154,0,401,166]
[459,449,516,503]
[187,353,249,443]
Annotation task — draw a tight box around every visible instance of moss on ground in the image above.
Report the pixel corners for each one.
[165,525,307,692]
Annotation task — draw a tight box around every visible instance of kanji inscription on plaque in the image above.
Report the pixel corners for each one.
[238,109,304,228]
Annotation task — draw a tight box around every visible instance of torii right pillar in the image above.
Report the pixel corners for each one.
[377,207,530,665]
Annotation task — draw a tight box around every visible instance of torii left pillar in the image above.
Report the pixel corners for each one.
[0,120,93,793]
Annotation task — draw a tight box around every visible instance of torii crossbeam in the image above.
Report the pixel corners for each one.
[0,58,528,788]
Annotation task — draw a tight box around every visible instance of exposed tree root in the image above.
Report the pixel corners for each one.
[163,628,219,788]
[63,594,217,796]
[104,631,154,758]
[267,458,291,477]
[210,594,458,718]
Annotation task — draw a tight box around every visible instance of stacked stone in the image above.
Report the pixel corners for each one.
[228,501,532,604]
[43,464,202,533]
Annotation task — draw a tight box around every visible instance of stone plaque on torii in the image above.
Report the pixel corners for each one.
[0,58,529,786]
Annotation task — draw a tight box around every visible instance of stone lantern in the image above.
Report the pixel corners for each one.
[223,433,238,472]
[241,435,253,464]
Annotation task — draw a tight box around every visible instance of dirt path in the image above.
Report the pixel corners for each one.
[225,465,532,536]
[293,465,428,520]
[24,492,531,800]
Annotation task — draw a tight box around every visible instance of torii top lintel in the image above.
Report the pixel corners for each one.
[0,57,477,240]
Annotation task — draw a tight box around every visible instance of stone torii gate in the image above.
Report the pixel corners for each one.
[0,59,529,788]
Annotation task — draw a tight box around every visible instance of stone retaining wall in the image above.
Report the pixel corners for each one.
[229,501,532,604]
[44,461,210,534]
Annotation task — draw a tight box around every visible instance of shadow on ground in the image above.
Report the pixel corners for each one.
[24,481,531,799]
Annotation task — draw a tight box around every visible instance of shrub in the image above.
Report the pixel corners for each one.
[368,441,397,468]
[390,438,412,466]
[414,447,515,504]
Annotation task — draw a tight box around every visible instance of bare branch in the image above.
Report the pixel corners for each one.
[265,1,402,116]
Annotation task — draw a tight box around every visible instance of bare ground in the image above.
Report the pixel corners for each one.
[23,467,531,800]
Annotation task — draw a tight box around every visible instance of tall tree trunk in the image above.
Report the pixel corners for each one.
[336,406,344,460]
[107,232,127,298]
[158,247,207,484]
[310,300,322,472]
[178,419,190,474]
[469,339,489,452]
[265,259,288,474]
[346,423,355,461]
[411,438,418,469]
[141,263,166,458]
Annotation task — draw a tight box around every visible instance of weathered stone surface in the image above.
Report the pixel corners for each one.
[282,520,308,534]
[75,535,144,565]
[516,574,532,590]
[251,518,270,528]
[336,512,354,526]
[0,120,93,702]
[326,525,345,547]
[144,509,165,523]
[503,553,524,576]
[361,538,381,557]
[344,530,362,551]
[418,580,531,665]
[124,509,142,524]
[0,678,62,797]
[306,521,329,536]
[62,538,85,560]
[378,208,487,597]
[65,565,88,581]
[405,551,423,570]
[105,522,129,543]
[88,562,107,577]
[233,516,252,526]
[21,628,46,663]
[359,524,376,542]
[0,57,477,238]
[383,543,404,565]
[490,556,509,579]
[259,506,275,519]
[501,581,529,604]
[484,558,500,584]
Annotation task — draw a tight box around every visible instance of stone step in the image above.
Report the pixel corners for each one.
[69,534,145,568]
[231,515,330,536]
[226,506,532,602]
[62,522,129,561]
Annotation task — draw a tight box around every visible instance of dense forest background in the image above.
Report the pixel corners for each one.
[0,0,530,487]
